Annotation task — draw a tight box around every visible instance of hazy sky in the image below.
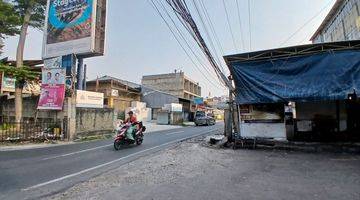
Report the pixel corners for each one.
[2,0,335,97]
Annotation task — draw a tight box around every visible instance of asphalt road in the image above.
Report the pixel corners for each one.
[0,123,223,200]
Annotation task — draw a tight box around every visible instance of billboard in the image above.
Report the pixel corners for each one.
[42,68,66,85]
[38,84,66,110]
[0,73,41,94]
[38,57,67,110]
[42,0,106,58]
[76,90,104,108]
[1,76,16,92]
[44,56,62,68]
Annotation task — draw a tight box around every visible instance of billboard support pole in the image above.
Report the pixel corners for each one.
[76,57,83,90]
[83,64,87,90]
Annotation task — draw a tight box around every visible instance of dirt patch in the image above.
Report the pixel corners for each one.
[49,138,360,200]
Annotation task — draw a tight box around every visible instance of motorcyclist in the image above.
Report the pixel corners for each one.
[124,111,137,124]
[124,111,137,140]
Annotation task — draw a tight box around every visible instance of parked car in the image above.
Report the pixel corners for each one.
[194,111,216,126]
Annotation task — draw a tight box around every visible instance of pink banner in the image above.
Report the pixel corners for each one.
[37,84,65,110]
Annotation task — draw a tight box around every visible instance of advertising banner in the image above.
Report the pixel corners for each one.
[38,84,65,110]
[1,76,16,92]
[76,90,104,108]
[194,97,204,105]
[43,0,96,58]
[23,81,41,95]
[1,74,40,94]
[44,56,62,68]
[38,59,66,109]
[42,68,66,85]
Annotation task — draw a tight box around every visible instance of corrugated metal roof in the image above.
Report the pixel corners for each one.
[224,40,360,63]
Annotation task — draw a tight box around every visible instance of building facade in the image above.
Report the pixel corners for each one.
[141,71,201,100]
[141,86,193,121]
[86,76,141,117]
[311,0,360,43]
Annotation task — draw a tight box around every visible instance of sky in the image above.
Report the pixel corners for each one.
[2,0,336,97]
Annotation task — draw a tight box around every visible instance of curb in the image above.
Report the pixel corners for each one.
[0,141,75,152]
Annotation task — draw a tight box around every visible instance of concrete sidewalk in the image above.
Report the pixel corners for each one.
[144,121,193,133]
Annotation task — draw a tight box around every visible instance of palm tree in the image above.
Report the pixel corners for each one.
[11,0,46,122]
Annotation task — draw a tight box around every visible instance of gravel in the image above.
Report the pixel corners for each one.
[48,136,360,200]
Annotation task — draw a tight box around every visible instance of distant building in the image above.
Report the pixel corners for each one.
[141,71,201,100]
[205,96,228,110]
[0,60,44,122]
[141,86,193,121]
[311,0,360,43]
[86,76,141,116]
[0,59,42,96]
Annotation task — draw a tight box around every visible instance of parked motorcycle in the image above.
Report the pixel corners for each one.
[113,121,146,150]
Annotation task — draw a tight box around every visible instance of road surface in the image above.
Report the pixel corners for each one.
[0,123,222,200]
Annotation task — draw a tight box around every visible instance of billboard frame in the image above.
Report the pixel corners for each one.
[42,0,106,59]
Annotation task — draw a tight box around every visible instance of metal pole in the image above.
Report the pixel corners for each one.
[76,58,83,90]
[83,64,87,90]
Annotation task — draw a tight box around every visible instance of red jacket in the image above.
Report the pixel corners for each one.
[124,116,137,124]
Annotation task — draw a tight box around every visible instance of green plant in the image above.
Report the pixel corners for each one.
[0,64,40,87]
[0,123,15,130]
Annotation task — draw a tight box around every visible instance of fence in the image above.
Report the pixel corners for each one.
[0,120,66,142]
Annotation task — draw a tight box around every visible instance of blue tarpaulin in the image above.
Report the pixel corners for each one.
[229,50,360,104]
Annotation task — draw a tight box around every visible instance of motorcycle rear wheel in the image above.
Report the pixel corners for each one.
[136,138,143,145]
[114,140,122,150]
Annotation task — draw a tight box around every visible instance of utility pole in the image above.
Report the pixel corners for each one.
[225,75,240,142]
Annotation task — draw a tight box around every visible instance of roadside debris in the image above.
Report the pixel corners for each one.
[209,135,224,144]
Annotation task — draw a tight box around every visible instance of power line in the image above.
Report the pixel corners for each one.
[154,0,226,89]
[235,0,245,51]
[148,0,226,90]
[279,0,334,47]
[192,0,227,74]
[191,1,221,68]
[199,0,225,56]
[165,0,233,90]
[248,0,252,51]
[222,0,238,52]
[155,0,226,86]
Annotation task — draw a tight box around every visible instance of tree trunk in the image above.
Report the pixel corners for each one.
[15,6,32,123]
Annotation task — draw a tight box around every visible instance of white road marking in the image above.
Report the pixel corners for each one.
[43,130,185,160]
[42,144,112,161]
[165,131,185,136]
[23,128,218,191]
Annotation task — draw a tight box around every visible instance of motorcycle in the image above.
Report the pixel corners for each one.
[114,121,146,150]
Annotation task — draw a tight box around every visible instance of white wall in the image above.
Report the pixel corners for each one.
[240,122,286,140]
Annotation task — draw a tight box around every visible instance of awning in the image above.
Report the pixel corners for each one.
[225,41,360,104]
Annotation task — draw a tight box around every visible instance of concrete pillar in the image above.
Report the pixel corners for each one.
[232,104,240,134]
[64,97,77,141]
[224,107,232,139]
